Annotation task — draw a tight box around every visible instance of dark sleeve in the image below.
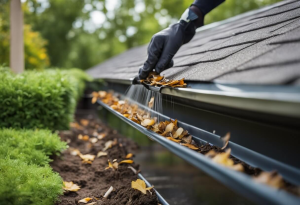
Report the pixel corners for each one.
[192,0,225,16]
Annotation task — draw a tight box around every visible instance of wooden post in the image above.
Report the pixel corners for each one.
[10,0,24,73]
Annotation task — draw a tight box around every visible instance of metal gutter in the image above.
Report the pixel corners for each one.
[103,78,300,119]
[96,97,300,205]
[138,173,169,205]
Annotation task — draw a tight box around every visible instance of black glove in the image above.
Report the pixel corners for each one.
[138,8,200,79]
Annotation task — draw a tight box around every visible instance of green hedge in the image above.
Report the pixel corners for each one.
[0,68,91,130]
[0,159,63,205]
[0,128,67,166]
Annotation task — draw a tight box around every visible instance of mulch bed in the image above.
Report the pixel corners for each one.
[50,114,160,205]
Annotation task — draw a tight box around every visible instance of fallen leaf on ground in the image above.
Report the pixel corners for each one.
[78,134,89,141]
[78,197,92,203]
[181,143,199,150]
[90,138,98,143]
[97,133,107,140]
[221,132,230,150]
[69,148,81,156]
[79,154,96,164]
[254,171,284,188]
[97,151,108,158]
[125,153,133,158]
[119,160,134,164]
[167,137,181,143]
[63,181,80,192]
[103,139,117,151]
[131,179,153,194]
[80,119,89,126]
[105,160,114,170]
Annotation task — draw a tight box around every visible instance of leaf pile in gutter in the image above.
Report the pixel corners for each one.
[92,91,300,197]
[140,72,187,88]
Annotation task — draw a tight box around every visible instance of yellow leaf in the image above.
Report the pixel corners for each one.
[123,114,130,118]
[78,134,89,141]
[119,160,134,164]
[254,171,284,188]
[166,137,181,143]
[78,197,92,203]
[69,148,81,156]
[97,133,107,140]
[125,153,133,158]
[91,96,97,104]
[161,123,174,136]
[97,151,107,158]
[173,127,184,138]
[79,154,95,163]
[105,160,114,170]
[63,181,80,192]
[131,179,153,194]
[141,119,155,127]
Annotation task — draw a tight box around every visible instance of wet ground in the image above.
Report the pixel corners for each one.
[77,104,254,205]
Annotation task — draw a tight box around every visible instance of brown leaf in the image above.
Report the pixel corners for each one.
[97,133,107,140]
[161,123,174,136]
[181,135,192,144]
[131,179,153,194]
[63,181,80,192]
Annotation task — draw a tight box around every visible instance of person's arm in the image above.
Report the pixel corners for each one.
[138,0,225,79]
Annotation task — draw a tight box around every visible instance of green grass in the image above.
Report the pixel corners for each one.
[0,68,91,130]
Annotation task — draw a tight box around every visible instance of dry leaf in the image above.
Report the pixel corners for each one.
[119,160,134,164]
[103,140,115,151]
[131,179,153,194]
[141,119,155,127]
[221,132,230,150]
[97,133,107,140]
[97,151,108,158]
[181,143,199,150]
[78,134,89,141]
[80,119,89,126]
[105,160,114,170]
[63,181,80,192]
[79,154,96,164]
[90,138,98,143]
[254,171,284,188]
[92,96,97,104]
[70,148,81,156]
[161,123,174,136]
[148,97,154,109]
[125,153,133,158]
[209,149,244,172]
[167,137,181,143]
[181,135,192,144]
[78,197,92,204]
[173,128,184,138]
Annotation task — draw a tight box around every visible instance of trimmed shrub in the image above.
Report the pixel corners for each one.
[0,68,91,130]
[0,158,63,205]
[0,128,67,166]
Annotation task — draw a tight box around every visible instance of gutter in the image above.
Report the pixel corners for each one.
[95,97,300,205]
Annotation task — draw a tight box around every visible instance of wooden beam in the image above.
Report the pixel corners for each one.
[10,0,24,73]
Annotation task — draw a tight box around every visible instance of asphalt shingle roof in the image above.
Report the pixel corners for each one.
[87,0,300,85]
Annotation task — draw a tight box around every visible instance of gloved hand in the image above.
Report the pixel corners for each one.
[138,7,202,79]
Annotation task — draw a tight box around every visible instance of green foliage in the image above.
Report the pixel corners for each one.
[0,68,90,130]
[0,2,50,70]
[0,158,63,205]
[0,128,66,166]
